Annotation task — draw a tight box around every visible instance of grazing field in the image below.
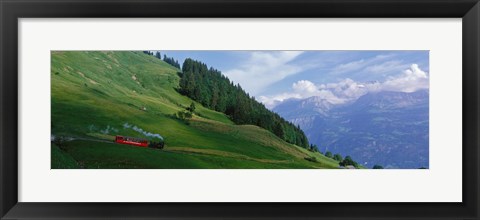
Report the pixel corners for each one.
[51,51,339,169]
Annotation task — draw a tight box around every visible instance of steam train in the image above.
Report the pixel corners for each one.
[115,135,164,149]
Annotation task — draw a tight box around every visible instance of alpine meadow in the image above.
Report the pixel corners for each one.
[51,51,429,169]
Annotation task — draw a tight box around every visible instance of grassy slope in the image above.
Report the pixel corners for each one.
[51,51,338,169]
[51,144,80,168]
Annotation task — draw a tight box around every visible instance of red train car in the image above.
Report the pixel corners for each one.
[115,135,148,147]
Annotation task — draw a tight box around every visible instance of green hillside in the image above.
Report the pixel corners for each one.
[51,51,339,169]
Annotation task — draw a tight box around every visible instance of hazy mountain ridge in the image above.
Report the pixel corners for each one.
[273,90,429,168]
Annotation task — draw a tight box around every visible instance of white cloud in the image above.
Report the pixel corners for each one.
[381,64,429,92]
[258,93,302,109]
[260,64,429,109]
[292,80,318,94]
[259,79,349,109]
[331,54,394,74]
[364,60,408,74]
[223,51,304,95]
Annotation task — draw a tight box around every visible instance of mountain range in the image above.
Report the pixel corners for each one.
[273,90,429,168]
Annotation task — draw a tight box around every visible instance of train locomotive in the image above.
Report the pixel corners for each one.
[115,135,164,149]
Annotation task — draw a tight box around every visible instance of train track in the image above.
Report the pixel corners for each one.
[54,136,115,144]
[74,137,114,144]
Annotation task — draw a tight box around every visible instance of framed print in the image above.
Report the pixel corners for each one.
[1,0,479,219]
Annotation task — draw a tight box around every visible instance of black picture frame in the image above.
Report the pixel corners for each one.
[1,0,479,219]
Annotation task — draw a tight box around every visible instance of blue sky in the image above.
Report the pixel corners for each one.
[163,51,429,108]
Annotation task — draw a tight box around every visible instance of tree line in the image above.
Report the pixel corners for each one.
[178,58,310,148]
[312,146,367,169]
[143,51,181,69]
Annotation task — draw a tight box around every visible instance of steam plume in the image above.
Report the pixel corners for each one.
[123,123,163,140]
